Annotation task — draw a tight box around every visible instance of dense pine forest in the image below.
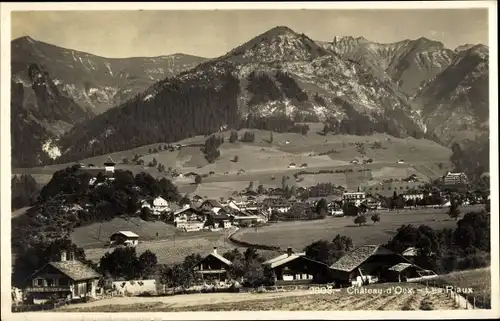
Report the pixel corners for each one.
[56,72,241,163]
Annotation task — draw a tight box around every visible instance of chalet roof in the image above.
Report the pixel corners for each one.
[446,172,466,177]
[211,214,231,220]
[203,199,223,208]
[104,157,115,165]
[402,247,418,257]
[205,253,232,266]
[173,207,198,216]
[112,231,139,238]
[388,262,413,272]
[330,245,396,272]
[263,252,306,268]
[48,261,101,281]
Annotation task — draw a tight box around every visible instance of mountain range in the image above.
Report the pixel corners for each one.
[11,26,489,170]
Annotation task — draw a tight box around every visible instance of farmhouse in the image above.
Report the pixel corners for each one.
[329,245,416,287]
[192,247,233,283]
[172,207,206,231]
[110,231,139,247]
[103,157,116,173]
[200,199,224,213]
[263,248,331,285]
[210,214,232,229]
[23,251,100,304]
[151,196,170,215]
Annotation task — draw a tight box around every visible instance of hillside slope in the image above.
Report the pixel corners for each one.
[11,36,207,167]
[412,45,489,146]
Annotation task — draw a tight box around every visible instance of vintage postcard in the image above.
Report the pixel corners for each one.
[1,1,498,320]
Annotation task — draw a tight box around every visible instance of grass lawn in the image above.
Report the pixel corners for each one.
[71,217,278,265]
[431,267,491,308]
[231,206,485,251]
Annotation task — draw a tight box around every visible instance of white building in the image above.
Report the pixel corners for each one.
[342,192,366,207]
[103,157,116,173]
[403,192,423,201]
[444,172,468,185]
[152,196,170,215]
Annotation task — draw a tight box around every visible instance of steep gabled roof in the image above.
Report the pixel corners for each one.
[104,156,115,165]
[198,252,232,267]
[112,231,139,238]
[203,199,223,208]
[263,252,306,268]
[48,261,101,281]
[329,245,396,272]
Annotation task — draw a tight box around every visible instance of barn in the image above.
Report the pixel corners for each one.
[263,248,332,285]
[329,245,419,287]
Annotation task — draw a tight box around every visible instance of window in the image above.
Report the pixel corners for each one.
[36,278,44,286]
[46,278,54,287]
[59,278,69,286]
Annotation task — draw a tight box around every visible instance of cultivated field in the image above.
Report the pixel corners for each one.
[232,207,484,251]
[56,283,464,312]
[13,129,453,200]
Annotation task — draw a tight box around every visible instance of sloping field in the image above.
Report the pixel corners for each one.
[432,267,491,308]
[71,218,278,265]
[371,167,424,181]
[70,217,179,248]
[14,129,452,188]
[57,283,463,312]
[297,173,347,188]
[231,209,483,251]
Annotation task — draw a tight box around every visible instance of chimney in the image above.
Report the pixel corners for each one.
[60,251,67,262]
[287,247,293,257]
[213,246,217,254]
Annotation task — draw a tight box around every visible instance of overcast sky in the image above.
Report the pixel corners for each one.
[12,9,489,58]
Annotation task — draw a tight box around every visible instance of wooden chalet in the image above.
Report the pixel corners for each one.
[200,199,224,213]
[192,247,233,282]
[329,245,424,287]
[23,251,101,304]
[263,248,331,285]
[110,231,139,246]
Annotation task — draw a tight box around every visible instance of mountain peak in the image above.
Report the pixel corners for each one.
[262,25,297,37]
[412,36,445,49]
[223,26,328,63]
[13,35,37,44]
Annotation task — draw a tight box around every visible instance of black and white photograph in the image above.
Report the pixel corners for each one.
[1,2,498,319]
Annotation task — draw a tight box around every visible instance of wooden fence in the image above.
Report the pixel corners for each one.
[414,278,490,309]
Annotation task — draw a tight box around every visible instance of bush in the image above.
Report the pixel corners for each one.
[354,215,367,226]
